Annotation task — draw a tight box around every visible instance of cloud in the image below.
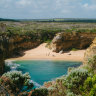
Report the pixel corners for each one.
[0,0,12,8]
[16,0,32,6]
[83,3,89,8]
[0,0,96,19]
[83,1,96,11]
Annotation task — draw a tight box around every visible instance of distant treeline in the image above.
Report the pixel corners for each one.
[0,18,19,22]
[1,18,96,23]
[25,18,96,23]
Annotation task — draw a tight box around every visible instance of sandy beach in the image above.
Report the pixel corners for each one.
[7,43,85,62]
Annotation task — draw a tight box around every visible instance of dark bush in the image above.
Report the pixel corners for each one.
[31,88,48,96]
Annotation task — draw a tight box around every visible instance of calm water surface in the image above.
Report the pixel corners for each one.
[12,60,82,87]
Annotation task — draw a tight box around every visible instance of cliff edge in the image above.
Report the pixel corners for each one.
[49,32,96,53]
[83,38,96,64]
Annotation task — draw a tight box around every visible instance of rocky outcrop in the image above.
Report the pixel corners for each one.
[0,35,41,75]
[49,32,96,53]
[1,31,96,74]
[0,58,4,75]
[83,38,96,64]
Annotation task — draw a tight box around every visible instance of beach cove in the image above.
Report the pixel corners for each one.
[6,43,85,62]
[5,43,84,87]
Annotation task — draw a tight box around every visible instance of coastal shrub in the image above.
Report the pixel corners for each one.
[0,76,15,95]
[46,77,66,96]
[43,77,66,96]
[55,77,66,96]
[18,92,28,96]
[87,55,96,73]
[66,90,82,96]
[2,71,33,94]
[80,74,96,96]
[31,88,48,96]
[48,85,66,96]
[45,39,52,43]
[64,68,89,95]
[66,92,75,96]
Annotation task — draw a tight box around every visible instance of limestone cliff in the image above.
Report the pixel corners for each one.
[49,32,96,53]
[83,38,96,64]
[1,32,96,75]
[0,35,41,74]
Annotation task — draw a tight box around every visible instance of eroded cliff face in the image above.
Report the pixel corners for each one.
[83,38,96,64]
[1,32,96,75]
[0,55,4,74]
[0,35,41,74]
[49,32,96,53]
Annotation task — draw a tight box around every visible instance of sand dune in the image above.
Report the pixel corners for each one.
[8,43,85,61]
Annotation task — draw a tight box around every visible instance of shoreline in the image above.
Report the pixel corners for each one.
[6,43,85,62]
[6,58,83,62]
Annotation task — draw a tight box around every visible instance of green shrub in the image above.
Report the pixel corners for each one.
[66,92,75,96]
[66,90,81,96]
[71,48,78,51]
[87,55,96,73]
[80,74,96,96]
[2,71,33,93]
[64,68,89,95]
[54,77,66,96]
[31,88,48,96]
[45,39,52,43]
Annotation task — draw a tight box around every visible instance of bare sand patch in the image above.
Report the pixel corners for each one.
[7,43,85,62]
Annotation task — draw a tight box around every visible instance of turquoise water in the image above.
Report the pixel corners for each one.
[12,60,82,87]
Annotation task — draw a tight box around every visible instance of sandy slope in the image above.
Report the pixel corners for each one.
[8,43,85,61]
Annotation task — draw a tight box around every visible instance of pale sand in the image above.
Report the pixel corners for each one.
[7,43,85,62]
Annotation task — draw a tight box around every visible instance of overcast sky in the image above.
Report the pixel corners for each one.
[0,0,96,19]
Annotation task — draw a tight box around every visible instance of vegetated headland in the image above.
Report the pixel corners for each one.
[0,18,96,74]
[0,18,96,95]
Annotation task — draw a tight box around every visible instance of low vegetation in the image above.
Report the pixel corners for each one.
[71,48,78,51]
[0,71,33,95]
[80,74,96,96]
[64,68,89,95]
[31,88,48,96]
[1,21,96,36]
[87,55,96,73]
[0,22,96,48]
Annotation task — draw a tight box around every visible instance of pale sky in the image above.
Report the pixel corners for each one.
[0,0,96,19]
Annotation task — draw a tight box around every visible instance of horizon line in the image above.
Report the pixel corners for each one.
[1,17,96,20]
